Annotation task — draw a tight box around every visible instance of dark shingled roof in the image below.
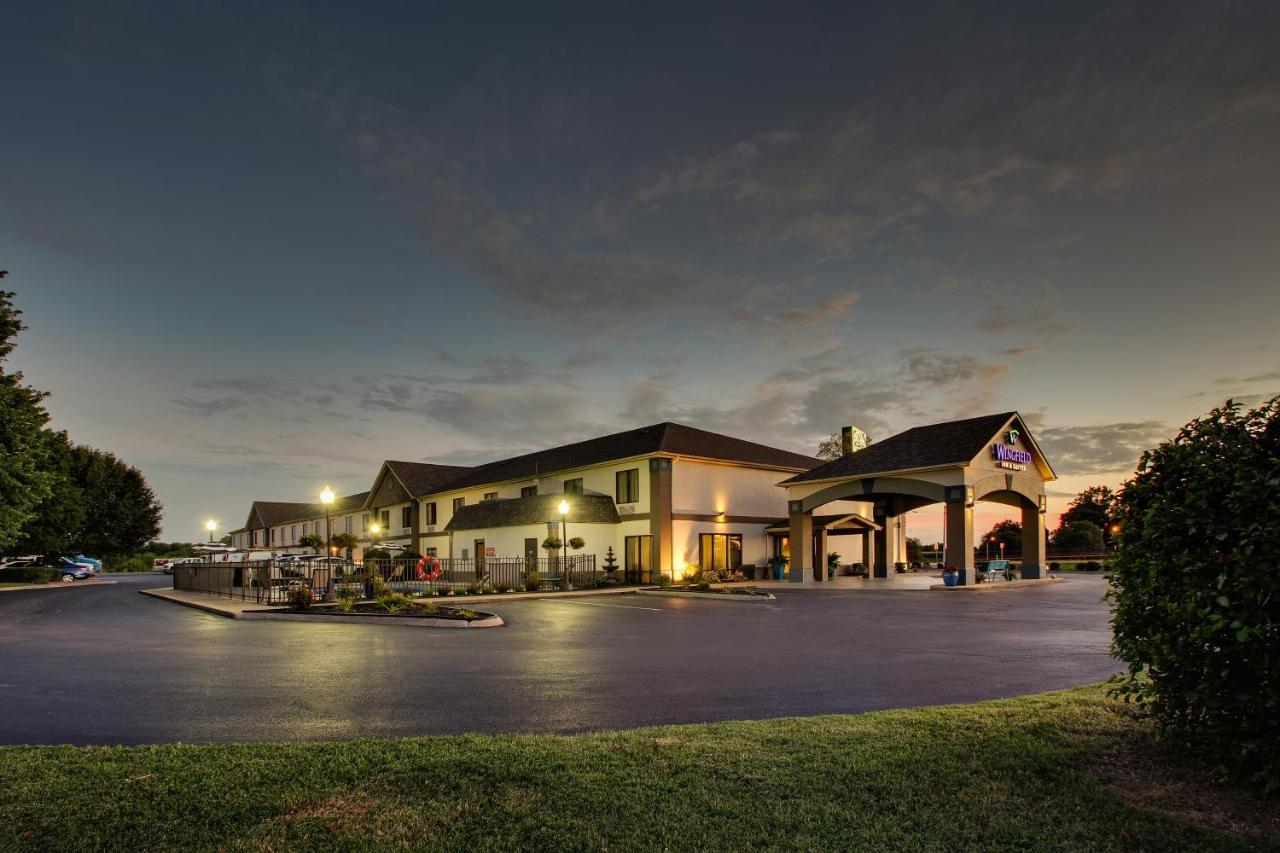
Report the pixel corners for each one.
[445,494,621,531]
[781,412,1017,484]
[248,491,370,528]
[384,461,475,497]
[438,422,819,492]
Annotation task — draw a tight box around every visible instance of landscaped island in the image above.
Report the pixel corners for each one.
[1,685,1273,850]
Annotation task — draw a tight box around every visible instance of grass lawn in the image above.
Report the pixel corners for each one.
[1,685,1275,851]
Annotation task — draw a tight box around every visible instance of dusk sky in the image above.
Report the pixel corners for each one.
[4,1,1279,542]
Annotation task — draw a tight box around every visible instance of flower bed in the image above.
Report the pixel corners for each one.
[283,601,491,622]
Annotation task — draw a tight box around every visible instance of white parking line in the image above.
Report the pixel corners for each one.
[537,598,667,612]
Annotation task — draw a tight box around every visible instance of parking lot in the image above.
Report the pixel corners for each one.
[0,573,1119,745]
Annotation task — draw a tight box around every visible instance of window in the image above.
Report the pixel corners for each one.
[563,478,583,495]
[291,525,297,543]
[424,502,437,526]
[625,535,653,583]
[484,491,498,502]
[401,506,412,529]
[379,509,390,530]
[452,497,465,514]
[344,516,352,534]
[425,546,438,558]
[616,468,640,504]
[699,533,743,573]
[362,513,369,533]
[520,485,538,498]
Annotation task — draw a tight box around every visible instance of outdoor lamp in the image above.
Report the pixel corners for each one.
[205,519,218,542]
[370,522,381,535]
[558,499,570,516]
[320,486,335,505]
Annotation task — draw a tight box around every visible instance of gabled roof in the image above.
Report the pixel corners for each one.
[764,513,881,532]
[781,412,1020,484]
[445,494,621,532]
[382,461,475,499]
[437,422,820,492]
[245,491,370,529]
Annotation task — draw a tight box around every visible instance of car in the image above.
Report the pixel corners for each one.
[153,557,172,572]
[60,565,93,582]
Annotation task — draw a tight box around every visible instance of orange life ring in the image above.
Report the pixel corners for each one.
[416,555,441,582]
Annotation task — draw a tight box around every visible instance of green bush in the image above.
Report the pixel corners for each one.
[494,581,513,593]
[1048,561,1061,571]
[0,566,60,584]
[1110,396,1280,792]
[655,573,673,589]
[287,582,313,610]
[377,591,413,613]
[524,570,543,591]
[363,549,391,562]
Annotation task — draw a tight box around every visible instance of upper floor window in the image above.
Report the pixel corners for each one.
[379,509,390,530]
[483,491,498,502]
[616,468,640,504]
[563,478,583,495]
[424,502,437,526]
[344,516,353,534]
[520,485,538,498]
[362,513,369,533]
[291,525,297,543]
[401,506,413,529]
[452,497,465,514]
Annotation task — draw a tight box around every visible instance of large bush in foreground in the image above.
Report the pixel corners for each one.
[1110,396,1280,790]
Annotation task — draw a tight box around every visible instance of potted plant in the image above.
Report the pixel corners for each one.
[941,565,960,587]
[827,552,840,580]
[768,555,787,581]
[851,562,866,578]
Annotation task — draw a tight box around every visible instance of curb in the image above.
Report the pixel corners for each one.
[138,588,265,618]
[930,577,1066,592]
[240,611,504,628]
[0,579,118,594]
[636,589,777,602]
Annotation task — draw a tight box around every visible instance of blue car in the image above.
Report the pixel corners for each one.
[60,564,93,582]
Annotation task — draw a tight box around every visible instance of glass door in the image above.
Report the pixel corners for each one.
[624,535,652,583]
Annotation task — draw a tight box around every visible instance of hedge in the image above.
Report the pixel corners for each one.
[0,566,60,584]
[1109,396,1280,792]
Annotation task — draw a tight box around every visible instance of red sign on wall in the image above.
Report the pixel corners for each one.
[486,547,496,557]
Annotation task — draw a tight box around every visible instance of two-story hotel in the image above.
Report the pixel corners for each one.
[227,413,1055,585]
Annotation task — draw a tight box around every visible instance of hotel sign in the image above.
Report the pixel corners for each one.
[992,429,1032,470]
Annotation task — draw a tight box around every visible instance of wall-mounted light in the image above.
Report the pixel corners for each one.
[1038,494,1048,514]
[965,486,975,508]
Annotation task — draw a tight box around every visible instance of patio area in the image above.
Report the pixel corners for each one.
[747,573,939,591]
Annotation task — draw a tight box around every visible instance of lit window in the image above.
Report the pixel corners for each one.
[616,469,639,503]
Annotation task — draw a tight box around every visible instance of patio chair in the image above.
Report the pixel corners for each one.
[984,560,1009,582]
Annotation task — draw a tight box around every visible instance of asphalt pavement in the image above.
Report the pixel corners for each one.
[0,572,1119,746]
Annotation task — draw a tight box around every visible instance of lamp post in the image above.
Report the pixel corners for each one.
[999,540,1006,561]
[320,486,335,552]
[558,499,570,585]
[205,519,218,543]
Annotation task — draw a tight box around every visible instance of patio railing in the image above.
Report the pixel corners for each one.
[172,555,599,604]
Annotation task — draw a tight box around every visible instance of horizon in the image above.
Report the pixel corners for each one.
[4,1,1278,542]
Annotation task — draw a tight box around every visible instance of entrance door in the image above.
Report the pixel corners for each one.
[524,538,538,573]
[474,539,485,579]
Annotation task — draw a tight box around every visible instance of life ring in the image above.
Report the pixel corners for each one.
[416,555,441,582]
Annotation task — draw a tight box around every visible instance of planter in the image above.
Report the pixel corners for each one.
[942,571,959,587]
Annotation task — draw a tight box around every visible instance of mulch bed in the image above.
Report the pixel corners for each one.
[283,602,489,621]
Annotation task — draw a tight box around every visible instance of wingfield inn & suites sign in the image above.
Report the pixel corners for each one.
[992,429,1033,470]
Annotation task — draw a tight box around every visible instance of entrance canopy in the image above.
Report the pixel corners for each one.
[779,412,1055,585]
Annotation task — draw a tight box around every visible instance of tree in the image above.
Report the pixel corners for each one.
[17,430,86,556]
[0,287,57,549]
[906,537,923,562]
[69,445,162,558]
[331,532,358,560]
[816,427,870,461]
[982,519,1021,555]
[1110,397,1280,791]
[298,533,324,553]
[1057,485,1120,545]
[1051,520,1104,552]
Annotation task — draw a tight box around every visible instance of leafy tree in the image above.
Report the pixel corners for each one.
[18,430,85,556]
[1110,397,1280,791]
[1057,485,1120,545]
[816,433,843,461]
[69,445,162,558]
[298,533,324,553]
[1051,520,1104,552]
[982,519,1021,555]
[906,537,923,561]
[0,285,57,550]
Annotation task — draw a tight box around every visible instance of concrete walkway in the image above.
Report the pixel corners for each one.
[748,574,939,591]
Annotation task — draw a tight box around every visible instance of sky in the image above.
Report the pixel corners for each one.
[2,1,1279,543]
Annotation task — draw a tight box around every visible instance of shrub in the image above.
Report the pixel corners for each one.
[377,591,413,613]
[363,549,391,562]
[494,581,513,593]
[1048,561,1061,571]
[1110,396,1280,792]
[1086,560,1103,572]
[335,587,360,612]
[287,582,313,610]
[466,581,483,595]
[894,562,906,573]
[655,573,673,589]
[525,571,543,591]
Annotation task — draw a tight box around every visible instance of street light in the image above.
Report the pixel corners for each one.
[205,519,218,543]
[558,499,570,582]
[986,535,995,562]
[320,486,335,556]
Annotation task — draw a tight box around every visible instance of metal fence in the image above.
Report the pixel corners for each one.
[172,555,599,604]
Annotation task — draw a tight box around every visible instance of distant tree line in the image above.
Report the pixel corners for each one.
[0,280,161,560]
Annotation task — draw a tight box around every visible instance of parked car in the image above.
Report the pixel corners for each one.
[59,556,99,574]
[153,557,172,572]
[59,564,94,582]
[1,556,89,582]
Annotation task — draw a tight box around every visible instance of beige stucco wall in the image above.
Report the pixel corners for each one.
[671,459,794,516]
[672,519,773,575]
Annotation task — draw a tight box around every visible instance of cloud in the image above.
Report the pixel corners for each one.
[733,291,860,330]
[1212,369,1280,386]
[1036,421,1174,476]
